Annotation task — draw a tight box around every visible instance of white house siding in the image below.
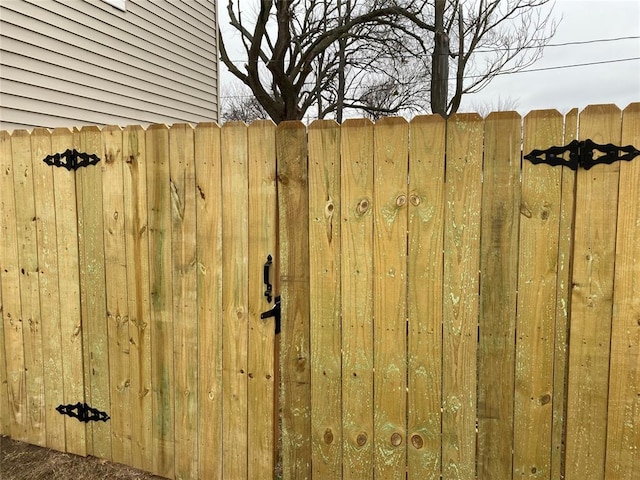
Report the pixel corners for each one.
[0,0,219,131]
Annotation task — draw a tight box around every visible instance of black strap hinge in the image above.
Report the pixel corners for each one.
[56,402,109,423]
[44,149,101,170]
[524,139,640,171]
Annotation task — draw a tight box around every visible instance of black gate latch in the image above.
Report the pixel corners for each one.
[524,139,639,170]
[261,295,281,335]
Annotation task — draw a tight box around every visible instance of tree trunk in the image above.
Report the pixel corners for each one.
[430,0,449,117]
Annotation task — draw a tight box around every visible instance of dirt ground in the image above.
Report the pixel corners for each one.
[0,436,166,480]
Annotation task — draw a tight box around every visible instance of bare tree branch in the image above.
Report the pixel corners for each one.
[219,0,557,122]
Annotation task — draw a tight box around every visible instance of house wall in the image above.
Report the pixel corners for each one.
[0,0,219,131]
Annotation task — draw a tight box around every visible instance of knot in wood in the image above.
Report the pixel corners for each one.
[356,198,370,215]
[411,434,424,449]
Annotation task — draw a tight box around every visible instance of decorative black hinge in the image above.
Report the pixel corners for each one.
[524,139,640,171]
[261,295,281,335]
[44,149,101,170]
[56,402,110,423]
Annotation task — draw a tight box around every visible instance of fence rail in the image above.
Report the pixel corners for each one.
[1,103,639,479]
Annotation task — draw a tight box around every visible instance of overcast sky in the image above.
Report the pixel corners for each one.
[219,0,640,117]
[460,0,640,114]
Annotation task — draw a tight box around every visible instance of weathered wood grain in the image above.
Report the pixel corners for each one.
[308,120,342,479]
[565,104,622,480]
[442,113,483,480]
[407,115,445,479]
[11,129,45,447]
[195,122,223,480]
[340,119,375,480]
[102,126,131,466]
[123,125,152,472]
[50,128,86,456]
[77,126,110,460]
[0,130,27,442]
[477,111,521,479]
[31,128,65,451]
[372,117,408,480]
[221,122,249,480]
[277,121,312,480]
[146,124,175,479]
[551,108,578,480]
[169,124,199,480]
[605,103,640,479]
[247,120,278,479]
[514,110,563,479]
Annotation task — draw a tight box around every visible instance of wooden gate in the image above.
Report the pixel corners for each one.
[279,104,639,480]
[0,122,278,479]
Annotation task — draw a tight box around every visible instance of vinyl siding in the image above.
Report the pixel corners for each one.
[0,0,219,131]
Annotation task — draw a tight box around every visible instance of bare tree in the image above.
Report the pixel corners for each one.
[219,0,556,122]
[470,96,521,118]
[430,0,557,116]
[221,82,269,123]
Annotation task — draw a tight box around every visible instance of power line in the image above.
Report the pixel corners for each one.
[472,35,640,54]
[491,56,640,77]
[222,35,640,64]
[220,56,640,99]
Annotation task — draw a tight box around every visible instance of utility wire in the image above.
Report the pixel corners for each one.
[220,56,640,99]
[222,35,640,64]
[472,35,640,54]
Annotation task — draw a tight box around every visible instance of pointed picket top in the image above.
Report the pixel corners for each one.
[309,118,339,129]
[342,117,374,129]
[524,109,563,121]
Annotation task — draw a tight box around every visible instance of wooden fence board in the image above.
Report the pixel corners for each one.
[308,120,342,479]
[551,108,578,480]
[0,268,8,436]
[0,259,8,436]
[221,122,249,480]
[477,111,520,479]
[169,124,199,480]
[514,110,563,479]
[277,121,312,480]
[12,129,45,447]
[340,119,375,480]
[31,128,65,451]
[247,120,278,479]
[102,126,131,466]
[442,113,483,480]
[123,125,153,472]
[77,126,110,460]
[50,128,86,456]
[14,130,45,446]
[146,124,175,479]
[407,115,445,479]
[372,117,408,479]
[605,102,640,479]
[0,130,27,442]
[194,122,223,480]
[565,105,622,480]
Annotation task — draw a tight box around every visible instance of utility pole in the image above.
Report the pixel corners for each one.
[431,0,449,117]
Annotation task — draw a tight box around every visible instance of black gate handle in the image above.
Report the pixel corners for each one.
[263,254,273,303]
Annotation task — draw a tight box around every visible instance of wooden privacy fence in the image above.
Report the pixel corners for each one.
[1,103,639,480]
